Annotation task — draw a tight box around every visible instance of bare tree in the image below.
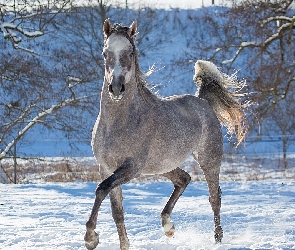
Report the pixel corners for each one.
[0,1,95,182]
[265,94,295,168]
[0,0,72,53]
[222,1,294,65]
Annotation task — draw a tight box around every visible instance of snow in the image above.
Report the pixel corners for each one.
[240,42,260,47]
[1,180,295,249]
[71,0,227,10]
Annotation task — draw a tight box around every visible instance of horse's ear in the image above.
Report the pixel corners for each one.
[128,20,137,38]
[103,19,111,38]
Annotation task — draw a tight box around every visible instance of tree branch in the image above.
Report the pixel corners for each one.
[222,15,295,65]
[0,104,36,144]
[0,95,91,160]
[0,1,72,52]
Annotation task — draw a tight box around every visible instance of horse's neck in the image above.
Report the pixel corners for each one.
[99,80,148,124]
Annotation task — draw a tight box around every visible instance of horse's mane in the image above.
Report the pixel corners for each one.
[104,23,154,100]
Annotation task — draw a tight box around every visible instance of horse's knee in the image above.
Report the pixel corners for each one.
[95,183,108,197]
[182,170,191,186]
[164,167,191,188]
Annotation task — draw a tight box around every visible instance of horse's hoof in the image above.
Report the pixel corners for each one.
[84,230,99,250]
[214,225,223,243]
[163,221,175,238]
[165,230,174,238]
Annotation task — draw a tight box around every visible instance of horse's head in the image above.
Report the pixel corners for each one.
[103,19,137,100]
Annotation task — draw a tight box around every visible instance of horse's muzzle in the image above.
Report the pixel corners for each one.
[108,75,125,100]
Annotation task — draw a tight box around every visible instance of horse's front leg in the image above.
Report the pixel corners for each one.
[110,186,129,250]
[161,167,191,237]
[84,158,139,250]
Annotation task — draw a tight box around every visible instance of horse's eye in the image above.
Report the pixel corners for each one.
[129,52,134,58]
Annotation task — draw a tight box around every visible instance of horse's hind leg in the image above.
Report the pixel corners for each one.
[200,164,223,243]
[161,167,191,237]
[109,186,129,250]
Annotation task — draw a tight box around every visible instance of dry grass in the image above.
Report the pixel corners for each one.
[1,157,102,183]
[1,154,294,183]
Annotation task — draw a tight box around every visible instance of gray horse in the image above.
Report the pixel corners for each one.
[84,19,248,250]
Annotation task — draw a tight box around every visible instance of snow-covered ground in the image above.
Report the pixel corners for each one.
[1,180,294,249]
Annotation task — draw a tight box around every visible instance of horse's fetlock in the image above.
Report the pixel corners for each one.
[214,215,220,225]
[119,235,130,250]
[214,225,223,243]
[160,213,170,221]
[84,228,99,242]
[86,220,95,230]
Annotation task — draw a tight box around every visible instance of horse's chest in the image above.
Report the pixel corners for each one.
[93,117,147,168]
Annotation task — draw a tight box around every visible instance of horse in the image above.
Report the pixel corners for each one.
[84,19,248,250]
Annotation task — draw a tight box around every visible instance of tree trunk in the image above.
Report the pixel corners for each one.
[282,137,288,168]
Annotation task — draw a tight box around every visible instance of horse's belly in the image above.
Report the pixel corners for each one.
[94,139,191,177]
[141,149,193,175]
[92,118,200,177]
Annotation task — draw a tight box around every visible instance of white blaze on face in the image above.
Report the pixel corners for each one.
[104,34,134,84]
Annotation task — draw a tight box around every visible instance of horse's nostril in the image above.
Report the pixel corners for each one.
[109,84,114,93]
[120,84,125,93]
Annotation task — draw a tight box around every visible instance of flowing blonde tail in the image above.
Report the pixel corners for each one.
[194,60,249,146]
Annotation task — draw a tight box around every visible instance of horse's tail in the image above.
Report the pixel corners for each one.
[193,60,249,145]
